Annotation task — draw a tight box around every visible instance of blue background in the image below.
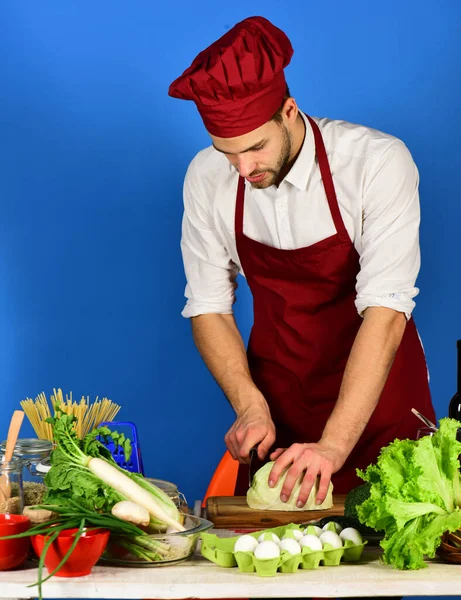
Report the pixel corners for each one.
[0,0,460,549]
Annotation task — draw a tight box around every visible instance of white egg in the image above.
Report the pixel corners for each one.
[322,521,343,534]
[290,529,303,541]
[282,529,302,542]
[319,531,343,549]
[254,540,281,560]
[234,534,259,553]
[279,538,302,555]
[303,525,322,537]
[257,532,280,545]
[339,527,363,546]
[300,534,323,551]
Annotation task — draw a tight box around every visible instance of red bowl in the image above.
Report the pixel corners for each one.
[31,528,110,577]
[0,514,31,570]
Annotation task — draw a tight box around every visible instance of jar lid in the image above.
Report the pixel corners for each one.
[0,438,53,457]
[0,455,24,471]
[146,477,179,496]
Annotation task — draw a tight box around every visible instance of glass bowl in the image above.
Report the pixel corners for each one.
[100,513,213,567]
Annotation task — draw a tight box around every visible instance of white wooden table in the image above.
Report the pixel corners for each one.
[0,548,460,599]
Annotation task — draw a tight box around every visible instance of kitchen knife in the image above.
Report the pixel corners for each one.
[248,446,259,487]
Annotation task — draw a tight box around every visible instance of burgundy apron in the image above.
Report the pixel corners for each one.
[234,115,436,495]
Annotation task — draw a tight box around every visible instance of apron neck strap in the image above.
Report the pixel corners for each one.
[235,175,245,236]
[306,115,347,235]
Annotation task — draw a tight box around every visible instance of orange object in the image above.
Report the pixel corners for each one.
[202,450,239,508]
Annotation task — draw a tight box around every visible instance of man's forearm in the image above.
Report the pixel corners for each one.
[320,306,407,460]
[191,313,262,414]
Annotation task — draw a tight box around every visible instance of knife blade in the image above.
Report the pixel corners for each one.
[248,446,259,488]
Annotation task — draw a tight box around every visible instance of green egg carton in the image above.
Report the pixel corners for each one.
[201,523,367,577]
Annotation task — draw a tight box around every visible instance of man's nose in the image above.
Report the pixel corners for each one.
[236,155,256,178]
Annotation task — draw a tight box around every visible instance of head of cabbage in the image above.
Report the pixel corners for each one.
[246,461,334,511]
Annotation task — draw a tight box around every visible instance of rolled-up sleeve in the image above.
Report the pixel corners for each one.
[355,141,421,319]
[180,159,239,318]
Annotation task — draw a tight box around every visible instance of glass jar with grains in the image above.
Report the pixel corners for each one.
[0,456,24,515]
[146,477,188,512]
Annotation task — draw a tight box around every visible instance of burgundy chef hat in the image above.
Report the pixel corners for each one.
[168,16,293,138]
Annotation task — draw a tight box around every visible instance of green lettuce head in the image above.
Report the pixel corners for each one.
[357,417,461,570]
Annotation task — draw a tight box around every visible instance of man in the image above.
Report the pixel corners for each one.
[168,16,436,507]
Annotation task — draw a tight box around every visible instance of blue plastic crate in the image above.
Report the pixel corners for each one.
[98,421,145,475]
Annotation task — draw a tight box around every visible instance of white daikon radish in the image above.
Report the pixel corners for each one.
[88,457,185,531]
[111,500,150,526]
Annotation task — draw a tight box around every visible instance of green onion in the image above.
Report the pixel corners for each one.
[28,518,86,600]
[32,527,60,600]
[112,538,157,561]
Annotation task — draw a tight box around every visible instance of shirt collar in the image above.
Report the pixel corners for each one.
[283,111,315,191]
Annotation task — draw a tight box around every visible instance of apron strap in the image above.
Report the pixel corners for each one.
[306,115,347,236]
[235,175,245,237]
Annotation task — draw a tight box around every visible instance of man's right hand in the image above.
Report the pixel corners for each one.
[225,397,276,463]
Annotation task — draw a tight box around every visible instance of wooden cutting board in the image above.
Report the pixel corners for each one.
[206,495,346,529]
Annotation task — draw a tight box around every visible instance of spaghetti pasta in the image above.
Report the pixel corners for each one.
[20,388,121,440]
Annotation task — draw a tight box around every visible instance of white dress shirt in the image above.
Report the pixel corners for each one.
[180,112,421,320]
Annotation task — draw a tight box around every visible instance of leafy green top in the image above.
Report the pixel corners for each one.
[44,409,132,512]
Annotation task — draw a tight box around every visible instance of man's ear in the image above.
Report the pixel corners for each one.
[283,97,298,124]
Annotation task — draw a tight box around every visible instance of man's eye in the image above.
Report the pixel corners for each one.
[253,145,265,152]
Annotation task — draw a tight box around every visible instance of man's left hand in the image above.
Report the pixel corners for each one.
[268,442,347,507]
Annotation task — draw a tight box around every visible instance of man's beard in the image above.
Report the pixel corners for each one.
[250,124,292,189]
